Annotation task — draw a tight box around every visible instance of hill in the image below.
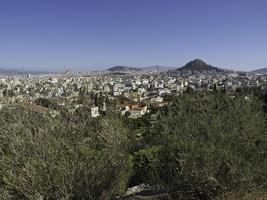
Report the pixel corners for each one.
[251,68,267,74]
[142,65,175,71]
[107,66,141,72]
[177,59,219,72]
[0,68,20,75]
[0,68,51,75]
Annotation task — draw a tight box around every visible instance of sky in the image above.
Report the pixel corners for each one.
[0,0,267,72]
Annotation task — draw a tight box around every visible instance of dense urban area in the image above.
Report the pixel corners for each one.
[1,59,267,119]
[0,59,266,200]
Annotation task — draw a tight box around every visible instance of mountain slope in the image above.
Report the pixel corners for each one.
[142,65,175,71]
[107,66,141,72]
[251,68,267,74]
[177,59,219,71]
[0,68,20,75]
[0,68,50,75]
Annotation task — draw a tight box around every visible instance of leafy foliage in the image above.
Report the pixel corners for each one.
[35,98,60,110]
[0,107,130,199]
[137,94,267,199]
[0,92,266,199]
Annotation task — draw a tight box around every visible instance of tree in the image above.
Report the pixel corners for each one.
[136,94,267,199]
[35,97,59,109]
[0,106,131,199]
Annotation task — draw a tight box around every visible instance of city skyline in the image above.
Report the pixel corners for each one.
[1,0,267,71]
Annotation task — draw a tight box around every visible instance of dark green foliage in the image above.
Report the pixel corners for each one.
[3,89,15,97]
[35,97,60,110]
[0,107,130,200]
[107,66,141,72]
[0,92,266,200]
[185,86,195,94]
[130,146,162,186]
[177,59,220,72]
[137,94,267,199]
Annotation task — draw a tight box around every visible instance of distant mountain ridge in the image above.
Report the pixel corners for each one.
[107,65,175,72]
[142,65,175,71]
[107,66,141,72]
[251,68,267,74]
[104,60,263,74]
[0,68,51,75]
[177,59,220,71]
[0,68,20,75]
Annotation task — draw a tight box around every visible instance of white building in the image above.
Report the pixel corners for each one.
[91,107,100,118]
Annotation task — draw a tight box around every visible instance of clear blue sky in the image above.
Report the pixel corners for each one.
[0,0,267,71]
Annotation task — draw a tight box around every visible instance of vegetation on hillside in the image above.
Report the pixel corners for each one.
[0,91,266,199]
[177,59,221,72]
[131,94,266,199]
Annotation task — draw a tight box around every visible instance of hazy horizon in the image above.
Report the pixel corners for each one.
[1,0,267,72]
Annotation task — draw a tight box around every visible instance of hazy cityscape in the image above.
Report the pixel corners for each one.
[0,59,267,120]
[0,1,267,200]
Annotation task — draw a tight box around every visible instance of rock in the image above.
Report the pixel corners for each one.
[117,184,171,200]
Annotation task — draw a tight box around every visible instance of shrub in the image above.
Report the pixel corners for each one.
[0,107,130,199]
[143,94,267,199]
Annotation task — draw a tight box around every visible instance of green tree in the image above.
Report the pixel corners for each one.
[138,94,267,199]
[0,106,131,200]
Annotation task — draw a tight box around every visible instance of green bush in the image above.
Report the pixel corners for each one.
[0,92,266,199]
[35,98,59,109]
[0,107,130,200]
[130,146,162,186]
[142,94,267,199]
